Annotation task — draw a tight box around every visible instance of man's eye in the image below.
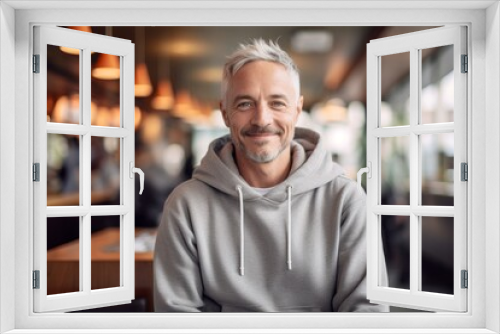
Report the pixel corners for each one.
[237,101,252,109]
[271,101,286,108]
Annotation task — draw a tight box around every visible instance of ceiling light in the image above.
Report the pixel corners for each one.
[291,30,333,54]
[151,80,174,110]
[92,53,121,80]
[135,63,153,97]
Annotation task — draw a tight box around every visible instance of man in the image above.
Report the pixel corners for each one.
[154,39,387,312]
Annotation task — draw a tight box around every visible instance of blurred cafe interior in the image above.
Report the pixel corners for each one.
[46,26,456,312]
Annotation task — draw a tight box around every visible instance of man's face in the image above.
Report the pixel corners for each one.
[221,61,303,164]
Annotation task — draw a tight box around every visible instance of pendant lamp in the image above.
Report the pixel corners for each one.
[135,27,153,97]
[92,27,120,80]
[151,57,175,110]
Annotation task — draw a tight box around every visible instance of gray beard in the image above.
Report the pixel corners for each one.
[236,140,288,164]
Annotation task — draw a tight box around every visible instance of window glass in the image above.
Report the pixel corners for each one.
[421,45,454,124]
[381,136,410,205]
[421,133,454,206]
[91,137,121,205]
[421,216,454,294]
[380,52,410,127]
[47,217,80,295]
[91,52,121,127]
[91,215,121,290]
[47,44,80,124]
[380,215,410,290]
[47,134,80,206]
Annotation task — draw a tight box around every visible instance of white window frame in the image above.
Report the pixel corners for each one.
[365,26,468,312]
[0,1,498,333]
[33,25,136,313]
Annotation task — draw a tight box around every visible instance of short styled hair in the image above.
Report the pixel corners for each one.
[221,39,301,105]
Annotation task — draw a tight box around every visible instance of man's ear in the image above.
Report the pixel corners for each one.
[220,100,230,127]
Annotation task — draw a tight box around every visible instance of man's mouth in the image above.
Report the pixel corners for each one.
[243,126,282,138]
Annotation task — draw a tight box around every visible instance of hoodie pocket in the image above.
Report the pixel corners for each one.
[221,304,322,312]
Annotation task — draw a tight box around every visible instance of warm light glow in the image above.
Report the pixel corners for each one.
[135,63,153,97]
[193,67,222,82]
[59,46,81,56]
[134,107,142,129]
[52,94,79,124]
[141,113,163,144]
[312,98,347,123]
[151,80,174,110]
[160,40,208,57]
[110,107,121,127]
[95,106,111,126]
[92,54,120,80]
[59,27,92,55]
[172,90,193,117]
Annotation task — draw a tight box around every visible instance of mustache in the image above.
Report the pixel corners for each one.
[242,125,283,136]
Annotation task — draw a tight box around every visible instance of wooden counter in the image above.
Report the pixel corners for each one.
[47,227,156,312]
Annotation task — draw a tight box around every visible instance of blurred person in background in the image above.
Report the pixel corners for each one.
[154,39,387,312]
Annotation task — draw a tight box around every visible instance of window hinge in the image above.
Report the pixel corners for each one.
[461,162,468,181]
[33,54,40,73]
[33,163,40,182]
[461,54,468,73]
[33,270,40,289]
[461,270,468,289]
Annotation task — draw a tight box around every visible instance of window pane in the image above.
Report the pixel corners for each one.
[91,216,121,290]
[381,136,410,205]
[91,52,121,127]
[91,137,121,205]
[47,134,80,206]
[380,52,410,127]
[47,44,80,124]
[420,45,454,124]
[380,215,410,290]
[421,133,454,206]
[421,216,454,294]
[47,217,80,295]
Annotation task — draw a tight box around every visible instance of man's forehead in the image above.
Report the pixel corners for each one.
[228,64,295,90]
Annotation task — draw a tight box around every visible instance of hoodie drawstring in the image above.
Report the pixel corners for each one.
[286,185,293,271]
[236,185,293,276]
[236,186,245,276]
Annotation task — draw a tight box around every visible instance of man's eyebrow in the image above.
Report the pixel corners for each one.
[232,94,254,102]
[233,94,290,102]
[268,94,290,101]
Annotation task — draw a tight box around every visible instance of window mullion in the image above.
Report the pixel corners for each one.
[409,47,420,294]
[81,47,92,294]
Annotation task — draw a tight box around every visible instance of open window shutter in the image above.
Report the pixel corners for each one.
[33,26,136,312]
[365,26,467,312]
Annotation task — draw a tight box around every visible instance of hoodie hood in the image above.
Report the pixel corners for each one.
[193,127,344,202]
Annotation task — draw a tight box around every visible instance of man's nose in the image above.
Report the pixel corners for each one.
[251,102,273,126]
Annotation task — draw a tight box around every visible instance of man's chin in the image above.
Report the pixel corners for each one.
[244,148,282,164]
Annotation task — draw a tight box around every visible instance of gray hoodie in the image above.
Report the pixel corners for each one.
[154,127,388,312]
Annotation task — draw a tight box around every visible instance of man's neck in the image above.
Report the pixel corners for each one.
[234,149,292,188]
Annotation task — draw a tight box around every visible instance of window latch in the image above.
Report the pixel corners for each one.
[129,162,144,195]
[357,161,372,193]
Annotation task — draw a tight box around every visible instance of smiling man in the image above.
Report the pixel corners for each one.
[154,39,388,312]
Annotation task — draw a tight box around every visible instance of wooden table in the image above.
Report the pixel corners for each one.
[47,227,156,312]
